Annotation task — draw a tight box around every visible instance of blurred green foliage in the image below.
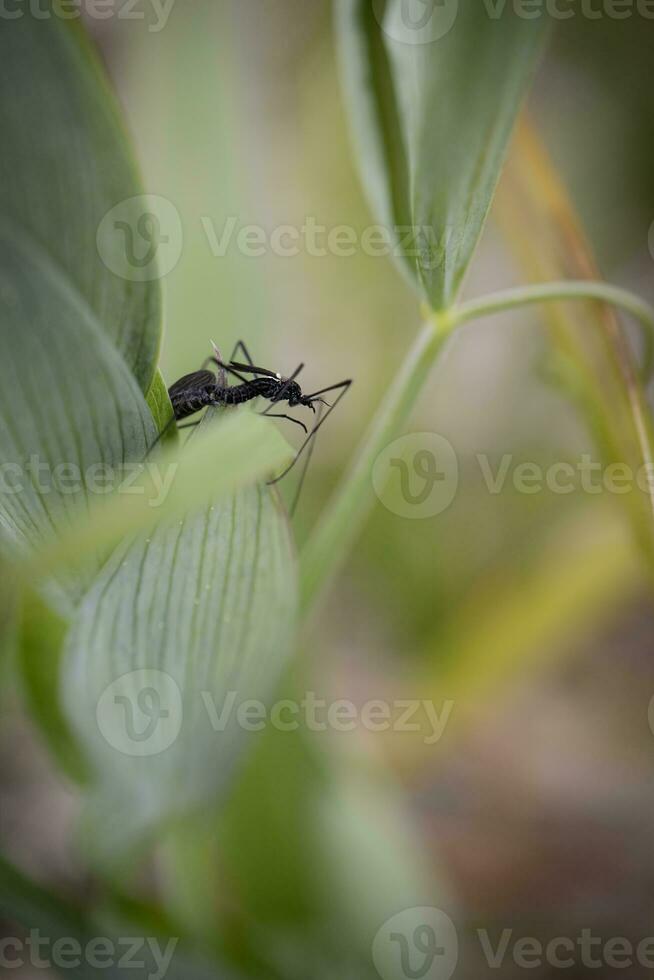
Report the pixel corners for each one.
[2,3,654,979]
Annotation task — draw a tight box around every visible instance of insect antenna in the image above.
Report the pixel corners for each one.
[288,399,324,517]
[268,379,351,486]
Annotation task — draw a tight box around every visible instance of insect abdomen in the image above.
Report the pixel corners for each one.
[172,386,222,420]
[223,385,259,405]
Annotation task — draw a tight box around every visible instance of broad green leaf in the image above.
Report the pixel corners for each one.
[337,0,547,308]
[35,410,292,575]
[62,478,297,851]
[0,5,162,391]
[0,232,157,612]
[162,726,436,974]
[15,410,290,792]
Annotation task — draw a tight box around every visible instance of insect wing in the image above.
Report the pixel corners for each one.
[228,361,280,378]
[168,369,215,399]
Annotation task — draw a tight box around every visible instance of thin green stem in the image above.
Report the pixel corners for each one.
[450,281,654,377]
[300,279,654,616]
[300,317,448,614]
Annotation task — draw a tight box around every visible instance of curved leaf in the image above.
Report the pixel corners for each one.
[18,410,291,790]
[0,855,240,980]
[337,0,547,309]
[0,4,162,390]
[62,479,297,851]
[34,409,292,574]
[0,230,157,611]
[18,590,89,784]
[146,369,176,437]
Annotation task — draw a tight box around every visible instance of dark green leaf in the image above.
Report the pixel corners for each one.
[337,0,547,308]
[0,5,162,390]
[0,855,239,980]
[0,232,157,611]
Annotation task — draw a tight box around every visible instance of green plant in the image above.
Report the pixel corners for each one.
[1,3,653,978]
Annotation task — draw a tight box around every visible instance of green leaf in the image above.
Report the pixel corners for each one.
[18,591,89,784]
[0,232,157,611]
[35,410,293,574]
[0,552,18,667]
[337,0,547,309]
[62,477,297,852]
[0,5,162,391]
[0,855,238,980]
[146,369,176,437]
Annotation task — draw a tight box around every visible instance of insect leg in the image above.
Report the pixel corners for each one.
[229,340,255,366]
[263,413,308,434]
[268,379,351,485]
[288,400,324,517]
[208,357,252,385]
[145,413,178,458]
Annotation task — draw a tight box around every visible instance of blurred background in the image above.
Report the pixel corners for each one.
[2,3,654,978]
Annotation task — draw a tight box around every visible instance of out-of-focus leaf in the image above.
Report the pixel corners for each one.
[337,0,547,308]
[218,723,327,929]
[0,233,156,613]
[0,554,18,677]
[163,724,437,977]
[0,854,87,951]
[213,715,438,965]
[35,410,292,576]
[495,119,654,570]
[0,855,238,980]
[62,475,297,852]
[18,591,88,784]
[312,756,438,949]
[0,5,162,392]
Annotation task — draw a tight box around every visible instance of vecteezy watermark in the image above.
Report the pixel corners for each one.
[372,910,654,979]
[373,433,459,519]
[0,456,178,507]
[201,216,455,267]
[0,931,178,979]
[372,0,654,47]
[0,0,176,32]
[96,669,184,757]
[96,670,454,757]
[98,207,461,277]
[97,195,183,282]
[476,929,654,970]
[482,0,654,21]
[373,0,460,44]
[373,908,459,980]
[373,433,654,519]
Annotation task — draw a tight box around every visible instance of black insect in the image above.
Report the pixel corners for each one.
[165,340,351,512]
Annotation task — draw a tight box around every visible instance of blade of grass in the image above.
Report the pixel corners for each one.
[494,118,654,573]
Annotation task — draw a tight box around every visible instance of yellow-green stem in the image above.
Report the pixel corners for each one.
[300,279,654,616]
[452,281,654,377]
[300,317,448,614]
